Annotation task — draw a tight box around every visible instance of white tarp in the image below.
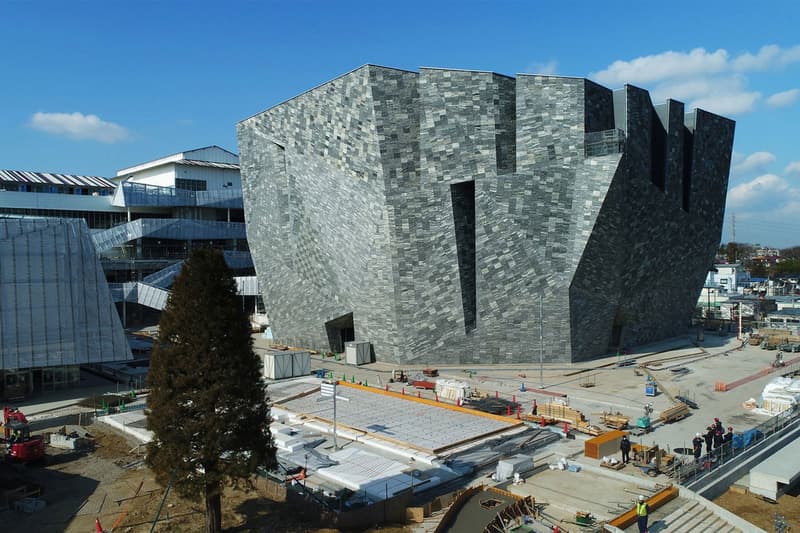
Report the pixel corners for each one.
[496,454,534,481]
[758,376,800,415]
[435,379,471,401]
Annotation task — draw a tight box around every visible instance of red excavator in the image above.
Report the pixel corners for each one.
[2,406,45,462]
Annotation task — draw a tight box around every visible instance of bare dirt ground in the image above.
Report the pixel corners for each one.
[714,486,800,531]
[3,421,408,532]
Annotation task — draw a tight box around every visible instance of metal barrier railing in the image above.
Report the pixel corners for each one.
[585,129,625,157]
[671,406,800,485]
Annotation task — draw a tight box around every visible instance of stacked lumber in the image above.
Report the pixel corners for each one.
[573,420,604,436]
[600,412,630,430]
[537,402,585,425]
[659,403,689,423]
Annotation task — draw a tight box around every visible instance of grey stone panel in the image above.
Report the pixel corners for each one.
[569,86,734,359]
[584,80,615,133]
[239,67,734,364]
[238,66,397,355]
[663,99,685,208]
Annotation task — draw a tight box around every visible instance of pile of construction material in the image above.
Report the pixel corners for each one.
[270,423,306,452]
[758,376,800,415]
[494,454,534,481]
[435,379,470,402]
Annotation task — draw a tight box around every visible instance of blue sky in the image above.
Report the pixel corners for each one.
[2,0,800,247]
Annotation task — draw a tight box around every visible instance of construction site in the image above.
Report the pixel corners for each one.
[1,326,799,532]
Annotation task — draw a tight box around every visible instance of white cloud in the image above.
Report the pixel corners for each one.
[29,112,129,143]
[592,48,729,87]
[766,88,800,108]
[590,44,800,116]
[732,44,800,71]
[525,60,558,75]
[727,173,792,209]
[690,89,761,115]
[785,161,800,176]
[732,151,776,176]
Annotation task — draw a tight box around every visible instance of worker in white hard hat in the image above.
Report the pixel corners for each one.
[636,495,649,533]
[692,432,704,463]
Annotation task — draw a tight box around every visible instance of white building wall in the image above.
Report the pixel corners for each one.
[705,263,750,294]
[123,165,176,188]
[175,166,241,190]
[184,146,239,165]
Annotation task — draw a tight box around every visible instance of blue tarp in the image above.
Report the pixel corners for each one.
[732,428,763,450]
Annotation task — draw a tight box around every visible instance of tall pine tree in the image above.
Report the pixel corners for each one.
[146,248,275,533]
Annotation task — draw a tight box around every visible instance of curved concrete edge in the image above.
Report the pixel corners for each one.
[679,485,767,533]
[97,411,152,443]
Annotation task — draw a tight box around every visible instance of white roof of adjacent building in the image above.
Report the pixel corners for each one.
[0,169,115,189]
[116,145,240,177]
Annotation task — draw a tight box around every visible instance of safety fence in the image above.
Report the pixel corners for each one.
[671,406,800,486]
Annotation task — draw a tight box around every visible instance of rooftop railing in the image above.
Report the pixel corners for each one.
[585,129,625,157]
[117,182,243,208]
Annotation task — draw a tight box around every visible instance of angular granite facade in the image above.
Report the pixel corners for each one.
[237,66,734,364]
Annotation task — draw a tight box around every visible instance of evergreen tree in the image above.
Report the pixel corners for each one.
[146,248,275,533]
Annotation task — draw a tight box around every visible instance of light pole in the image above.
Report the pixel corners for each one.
[539,291,544,388]
[303,453,308,491]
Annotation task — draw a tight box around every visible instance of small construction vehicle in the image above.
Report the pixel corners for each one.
[2,406,45,462]
[390,369,408,383]
[630,404,653,436]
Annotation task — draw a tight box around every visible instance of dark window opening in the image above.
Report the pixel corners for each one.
[325,313,355,353]
[175,178,207,191]
[610,308,625,350]
[682,129,694,211]
[650,107,666,190]
[451,181,476,333]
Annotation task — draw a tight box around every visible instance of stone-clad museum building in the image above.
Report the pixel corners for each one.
[238,65,734,364]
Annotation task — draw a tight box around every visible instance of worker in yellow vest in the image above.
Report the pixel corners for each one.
[636,495,649,533]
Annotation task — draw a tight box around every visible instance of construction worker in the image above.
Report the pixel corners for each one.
[636,495,649,533]
[692,432,704,463]
[704,426,714,456]
[620,434,631,464]
[713,421,723,452]
[723,426,734,456]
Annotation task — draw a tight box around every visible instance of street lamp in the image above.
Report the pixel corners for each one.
[539,291,544,388]
[303,453,308,491]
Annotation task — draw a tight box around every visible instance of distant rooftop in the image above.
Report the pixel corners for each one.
[0,169,115,189]
[116,145,239,177]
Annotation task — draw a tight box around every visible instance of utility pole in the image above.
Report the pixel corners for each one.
[320,380,347,450]
[738,303,743,340]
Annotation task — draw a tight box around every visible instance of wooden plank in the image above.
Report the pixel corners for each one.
[608,485,679,528]
[523,387,567,397]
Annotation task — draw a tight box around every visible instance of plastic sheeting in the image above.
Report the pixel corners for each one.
[0,218,131,369]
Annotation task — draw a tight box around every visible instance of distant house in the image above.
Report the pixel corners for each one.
[705,263,750,294]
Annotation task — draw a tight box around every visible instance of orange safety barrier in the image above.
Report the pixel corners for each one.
[608,485,679,529]
[336,381,524,425]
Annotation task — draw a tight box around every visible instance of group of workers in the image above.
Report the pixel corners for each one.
[691,417,734,463]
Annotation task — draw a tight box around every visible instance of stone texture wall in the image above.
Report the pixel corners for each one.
[238,66,734,364]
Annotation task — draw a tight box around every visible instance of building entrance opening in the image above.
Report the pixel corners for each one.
[325,313,355,353]
[610,308,625,350]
